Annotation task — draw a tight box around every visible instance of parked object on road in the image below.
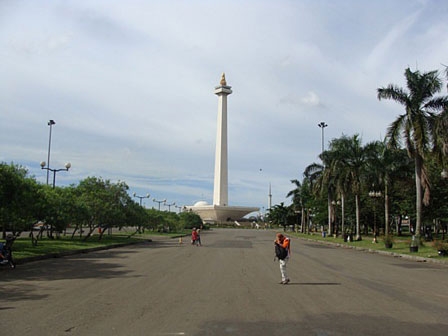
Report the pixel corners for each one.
[0,234,16,269]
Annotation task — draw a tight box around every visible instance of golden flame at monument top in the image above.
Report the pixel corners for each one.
[220,72,227,86]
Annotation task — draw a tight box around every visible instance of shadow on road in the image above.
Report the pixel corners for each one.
[0,239,180,304]
[192,313,448,336]
[288,282,341,286]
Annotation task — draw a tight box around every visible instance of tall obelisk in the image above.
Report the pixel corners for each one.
[185,73,259,222]
[213,73,232,206]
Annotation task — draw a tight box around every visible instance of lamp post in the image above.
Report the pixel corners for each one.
[46,120,56,185]
[133,193,150,207]
[369,189,382,243]
[318,121,328,154]
[40,161,71,188]
[175,205,183,213]
[164,201,176,212]
[153,198,166,211]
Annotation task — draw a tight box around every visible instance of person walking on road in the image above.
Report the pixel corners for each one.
[191,228,199,246]
[196,228,202,246]
[274,233,291,284]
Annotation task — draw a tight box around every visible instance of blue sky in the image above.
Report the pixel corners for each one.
[1,0,447,213]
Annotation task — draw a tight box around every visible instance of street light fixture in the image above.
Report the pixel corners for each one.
[175,205,183,213]
[153,198,166,211]
[40,161,71,188]
[133,193,150,206]
[164,201,176,212]
[318,121,328,154]
[46,120,56,185]
[369,190,382,243]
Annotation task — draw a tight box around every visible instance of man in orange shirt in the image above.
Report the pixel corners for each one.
[275,233,291,284]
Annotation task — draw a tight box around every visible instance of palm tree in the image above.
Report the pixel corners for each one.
[304,154,337,235]
[364,140,412,236]
[378,67,448,238]
[327,134,366,240]
[288,177,314,233]
[287,179,303,232]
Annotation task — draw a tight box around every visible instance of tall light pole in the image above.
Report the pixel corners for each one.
[153,198,166,211]
[40,161,71,188]
[133,193,150,207]
[164,201,176,212]
[46,120,56,185]
[318,121,328,154]
[369,189,382,243]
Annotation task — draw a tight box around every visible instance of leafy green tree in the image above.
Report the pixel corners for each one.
[123,200,147,235]
[76,177,131,240]
[378,67,448,238]
[179,211,203,230]
[0,163,40,238]
[267,202,291,229]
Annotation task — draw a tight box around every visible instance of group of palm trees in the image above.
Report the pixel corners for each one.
[286,67,448,241]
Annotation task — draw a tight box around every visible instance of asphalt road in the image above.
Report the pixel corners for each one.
[1,229,447,336]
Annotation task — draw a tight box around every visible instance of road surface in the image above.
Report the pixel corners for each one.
[1,228,447,335]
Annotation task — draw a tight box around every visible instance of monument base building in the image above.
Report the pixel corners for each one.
[186,202,259,223]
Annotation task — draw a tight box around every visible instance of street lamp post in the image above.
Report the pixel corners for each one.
[133,193,150,207]
[369,190,382,243]
[175,205,183,213]
[164,201,176,212]
[153,198,166,211]
[40,161,71,188]
[46,120,56,185]
[318,121,328,154]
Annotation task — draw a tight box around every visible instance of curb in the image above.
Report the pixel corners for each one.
[299,237,448,266]
[14,239,152,265]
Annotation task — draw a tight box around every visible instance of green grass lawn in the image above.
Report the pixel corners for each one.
[9,231,182,260]
[293,232,448,260]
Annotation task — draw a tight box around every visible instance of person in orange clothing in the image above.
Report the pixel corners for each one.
[274,233,291,284]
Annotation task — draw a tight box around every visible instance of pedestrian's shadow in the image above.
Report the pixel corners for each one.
[288,282,341,286]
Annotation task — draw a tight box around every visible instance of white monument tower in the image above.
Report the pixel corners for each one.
[186,73,259,223]
[213,73,232,206]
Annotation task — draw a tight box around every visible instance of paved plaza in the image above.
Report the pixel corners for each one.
[1,229,448,335]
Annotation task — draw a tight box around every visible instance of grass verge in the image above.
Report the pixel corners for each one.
[292,232,448,261]
[9,232,181,261]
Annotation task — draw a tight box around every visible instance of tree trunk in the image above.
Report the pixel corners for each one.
[341,193,345,235]
[301,208,305,233]
[355,194,361,240]
[327,193,332,234]
[414,155,423,239]
[384,184,389,235]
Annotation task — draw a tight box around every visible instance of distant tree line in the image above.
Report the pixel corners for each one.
[0,165,202,243]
